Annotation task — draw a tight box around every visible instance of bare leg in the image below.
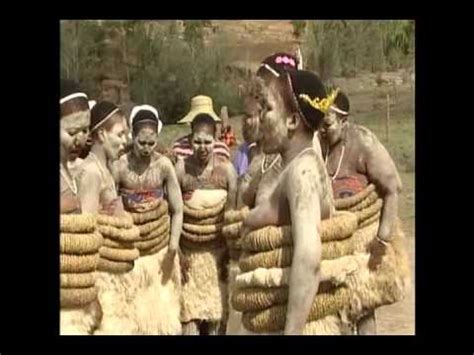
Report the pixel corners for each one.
[338,320,353,336]
[217,319,226,335]
[182,321,200,335]
[207,321,220,336]
[357,311,376,335]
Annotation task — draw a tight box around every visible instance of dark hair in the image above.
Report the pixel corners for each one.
[334,91,350,114]
[132,121,158,136]
[132,109,159,135]
[275,70,328,131]
[90,101,125,139]
[191,113,216,135]
[133,110,158,126]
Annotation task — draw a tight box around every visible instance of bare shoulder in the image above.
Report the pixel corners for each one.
[351,123,382,152]
[220,157,235,171]
[114,153,129,170]
[76,159,102,190]
[353,123,395,158]
[78,158,101,179]
[282,151,324,212]
[153,152,175,174]
[215,155,237,179]
[286,150,321,184]
[151,151,171,166]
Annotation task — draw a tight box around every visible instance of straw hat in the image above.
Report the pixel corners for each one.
[177,95,221,124]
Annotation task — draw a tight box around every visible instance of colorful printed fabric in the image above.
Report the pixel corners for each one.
[332,175,369,199]
[120,188,164,212]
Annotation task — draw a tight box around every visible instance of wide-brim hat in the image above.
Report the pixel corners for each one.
[177,95,221,124]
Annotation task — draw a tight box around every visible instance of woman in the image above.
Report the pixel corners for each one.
[113,104,183,334]
[76,101,139,335]
[318,91,404,334]
[59,80,101,335]
[240,70,335,334]
[176,113,237,335]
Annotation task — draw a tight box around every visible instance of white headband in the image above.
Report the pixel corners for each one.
[60,92,88,105]
[261,64,280,78]
[130,105,163,134]
[91,107,120,132]
[329,105,348,116]
[88,100,97,110]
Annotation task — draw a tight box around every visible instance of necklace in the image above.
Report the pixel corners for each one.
[60,164,77,195]
[90,152,116,191]
[261,154,281,174]
[325,143,345,181]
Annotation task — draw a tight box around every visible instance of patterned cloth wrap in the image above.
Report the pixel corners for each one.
[182,190,194,202]
[120,188,164,213]
[60,175,81,214]
[99,198,123,216]
[332,175,369,199]
[61,190,82,214]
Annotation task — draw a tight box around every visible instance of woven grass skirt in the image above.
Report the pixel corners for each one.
[180,246,227,323]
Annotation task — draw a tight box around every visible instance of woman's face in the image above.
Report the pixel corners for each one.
[319,110,346,147]
[60,110,91,160]
[133,125,158,158]
[192,125,215,165]
[259,84,288,154]
[102,117,128,161]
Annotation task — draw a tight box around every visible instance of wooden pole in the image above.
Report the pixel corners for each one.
[386,93,391,142]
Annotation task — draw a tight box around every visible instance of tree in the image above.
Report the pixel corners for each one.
[303,20,345,81]
[382,20,415,69]
[60,20,102,95]
[301,20,414,79]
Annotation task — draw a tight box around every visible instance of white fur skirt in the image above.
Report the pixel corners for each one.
[93,246,182,335]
